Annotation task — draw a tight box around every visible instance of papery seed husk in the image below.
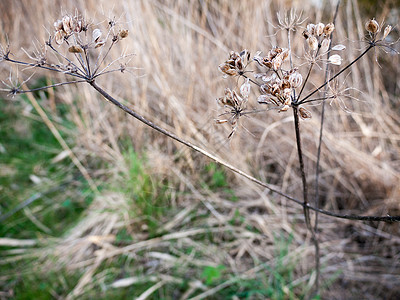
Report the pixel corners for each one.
[324,23,335,35]
[95,41,106,48]
[383,25,392,40]
[316,23,325,36]
[308,36,318,51]
[92,28,102,42]
[365,19,379,33]
[120,29,129,39]
[68,45,83,53]
[331,44,346,51]
[62,16,72,34]
[240,79,251,98]
[299,107,312,119]
[307,24,316,35]
[320,38,330,53]
[55,30,64,45]
[329,54,342,65]
[54,19,63,31]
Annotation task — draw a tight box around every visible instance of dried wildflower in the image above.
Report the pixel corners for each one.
[254,47,289,71]
[219,49,251,77]
[277,9,305,31]
[216,88,248,138]
[365,19,380,34]
[329,54,342,65]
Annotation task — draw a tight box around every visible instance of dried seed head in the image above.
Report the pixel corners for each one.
[119,29,129,39]
[329,54,342,65]
[316,23,325,36]
[323,23,335,35]
[299,107,312,119]
[92,29,102,42]
[383,25,392,40]
[320,38,330,53]
[308,36,318,51]
[54,30,64,45]
[68,45,83,53]
[365,19,379,34]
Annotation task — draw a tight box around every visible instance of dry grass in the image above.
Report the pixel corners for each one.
[0,0,399,299]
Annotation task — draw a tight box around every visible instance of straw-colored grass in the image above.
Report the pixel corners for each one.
[0,0,399,299]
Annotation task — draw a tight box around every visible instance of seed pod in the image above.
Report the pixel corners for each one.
[240,79,251,98]
[92,29,102,42]
[383,25,392,40]
[308,36,318,51]
[62,15,72,34]
[68,45,83,53]
[119,29,129,39]
[55,30,64,45]
[316,23,325,36]
[329,54,342,65]
[54,19,63,31]
[299,107,312,119]
[289,72,303,88]
[324,23,335,35]
[320,38,330,53]
[365,19,379,34]
[95,40,106,48]
[307,23,316,35]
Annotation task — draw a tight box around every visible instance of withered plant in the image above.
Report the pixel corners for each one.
[0,4,399,297]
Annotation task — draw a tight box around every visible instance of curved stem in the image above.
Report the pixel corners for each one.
[88,81,400,222]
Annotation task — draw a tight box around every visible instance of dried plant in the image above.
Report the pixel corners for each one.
[0,4,399,297]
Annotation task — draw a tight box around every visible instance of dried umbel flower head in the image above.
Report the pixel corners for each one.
[365,19,380,34]
[216,87,248,138]
[254,47,289,71]
[219,49,251,77]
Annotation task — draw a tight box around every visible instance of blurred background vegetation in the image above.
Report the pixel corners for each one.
[0,0,399,299]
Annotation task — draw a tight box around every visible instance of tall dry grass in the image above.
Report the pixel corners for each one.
[1,0,399,298]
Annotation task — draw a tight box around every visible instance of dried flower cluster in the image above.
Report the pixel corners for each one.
[215,14,395,138]
[0,12,132,95]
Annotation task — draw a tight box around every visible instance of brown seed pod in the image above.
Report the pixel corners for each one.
[323,23,335,35]
[68,45,83,53]
[299,107,312,119]
[55,30,64,45]
[365,19,379,34]
[119,29,129,39]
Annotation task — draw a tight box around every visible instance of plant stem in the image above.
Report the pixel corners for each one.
[88,80,400,223]
[297,44,373,105]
